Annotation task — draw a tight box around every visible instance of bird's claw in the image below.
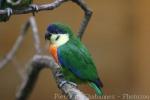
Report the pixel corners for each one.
[58,80,77,88]
[6,8,13,17]
[30,4,39,16]
[30,4,39,11]
[67,81,77,87]
[59,80,67,88]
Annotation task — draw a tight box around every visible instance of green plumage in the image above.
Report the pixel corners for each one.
[58,36,103,95]
[89,82,103,95]
[46,23,104,95]
[0,0,32,22]
[59,37,98,81]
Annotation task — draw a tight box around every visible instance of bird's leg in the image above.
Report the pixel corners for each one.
[29,4,39,16]
[5,7,13,17]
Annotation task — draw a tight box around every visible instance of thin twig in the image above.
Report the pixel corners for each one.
[0,16,41,69]
[29,17,41,54]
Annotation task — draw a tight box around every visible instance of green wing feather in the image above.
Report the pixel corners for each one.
[58,37,103,95]
[58,37,99,81]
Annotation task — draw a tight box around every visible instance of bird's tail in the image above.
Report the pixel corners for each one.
[88,82,103,95]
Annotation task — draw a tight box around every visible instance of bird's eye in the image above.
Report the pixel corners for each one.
[56,35,60,40]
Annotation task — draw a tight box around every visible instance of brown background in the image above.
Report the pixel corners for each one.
[0,0,150,100]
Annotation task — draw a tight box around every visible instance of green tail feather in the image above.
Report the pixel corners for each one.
[88,82,103,95]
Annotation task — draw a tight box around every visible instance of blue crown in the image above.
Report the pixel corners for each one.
[47,24,65,34]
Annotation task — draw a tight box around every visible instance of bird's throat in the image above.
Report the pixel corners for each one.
[49,44,59,64]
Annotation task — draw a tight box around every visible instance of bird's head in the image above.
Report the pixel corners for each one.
[45,23,74,47]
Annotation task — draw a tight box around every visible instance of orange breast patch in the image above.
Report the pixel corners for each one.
[49,45,59,63]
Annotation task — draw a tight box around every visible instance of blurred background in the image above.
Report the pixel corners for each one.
[0,0,150,100]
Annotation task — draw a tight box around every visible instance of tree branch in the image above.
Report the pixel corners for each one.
[71,0,93,39]
[0,17,41,69]
[16,55,89,100]
[0,0,68,15]
[0,0,92,39]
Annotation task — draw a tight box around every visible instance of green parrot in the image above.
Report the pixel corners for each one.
[0,0,38,22]
[45,23,104,95]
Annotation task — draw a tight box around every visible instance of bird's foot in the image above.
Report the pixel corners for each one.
[29,4,39,16]
[59,80,77,88]
[59,80,67,88]
[67,81,77,87]
[5,8,13,17]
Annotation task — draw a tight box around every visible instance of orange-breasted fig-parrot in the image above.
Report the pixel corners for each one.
[0,0,38,22]
[45,23,104,95]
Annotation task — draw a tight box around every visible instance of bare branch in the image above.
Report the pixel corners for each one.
[16,55,44,100]
[0,0,68,15]
[29,17,41,54]
[0,0,92,38]
[0,16,41,69]
[16,55,89,100]
[71,0,93,39]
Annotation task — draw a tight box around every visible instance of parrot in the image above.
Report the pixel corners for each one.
[0,0,38,22]
[45,23,104,95]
